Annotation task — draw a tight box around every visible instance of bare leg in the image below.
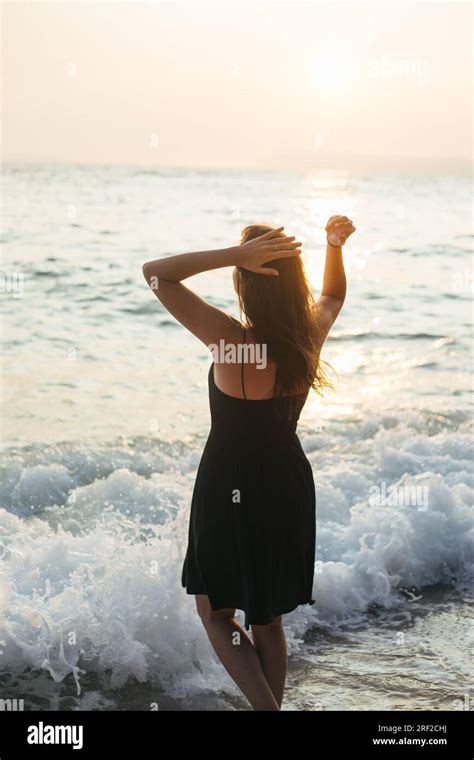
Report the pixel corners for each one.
[195,595,279,711]
[251,616,287,708]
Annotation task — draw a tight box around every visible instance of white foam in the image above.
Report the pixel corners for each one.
[0,412,472,701]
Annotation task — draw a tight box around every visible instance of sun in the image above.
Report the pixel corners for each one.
[308,51,356,94]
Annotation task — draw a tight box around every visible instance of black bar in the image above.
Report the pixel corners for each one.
[0,710,471,758]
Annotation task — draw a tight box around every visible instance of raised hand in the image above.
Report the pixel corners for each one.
[326,215,356,248]
[236,226,302,276]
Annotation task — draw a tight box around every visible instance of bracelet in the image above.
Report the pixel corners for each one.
[326,238,342,249]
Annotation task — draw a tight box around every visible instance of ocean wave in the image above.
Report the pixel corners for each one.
[0,412,472,700]
[330,331,454,342]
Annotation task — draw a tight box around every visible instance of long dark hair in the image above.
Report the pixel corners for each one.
[237,224,335,397]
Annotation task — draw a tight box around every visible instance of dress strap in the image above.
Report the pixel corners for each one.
[241,327,247,400]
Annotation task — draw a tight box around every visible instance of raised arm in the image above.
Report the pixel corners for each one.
[142,227,301,347]
[316,214,355,340]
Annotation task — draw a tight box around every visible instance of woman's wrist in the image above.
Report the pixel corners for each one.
[223,245,241,266]
[326,238,342,250]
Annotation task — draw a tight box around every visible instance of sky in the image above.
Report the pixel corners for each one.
[2,1,472,172]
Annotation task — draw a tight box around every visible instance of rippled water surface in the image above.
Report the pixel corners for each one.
[1,165,472,710]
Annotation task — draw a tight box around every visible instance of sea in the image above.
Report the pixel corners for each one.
[0,163,472,710]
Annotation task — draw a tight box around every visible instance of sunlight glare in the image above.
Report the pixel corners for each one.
[308,51,356,94]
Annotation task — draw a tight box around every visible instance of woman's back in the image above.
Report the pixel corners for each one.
[212,324,311,401]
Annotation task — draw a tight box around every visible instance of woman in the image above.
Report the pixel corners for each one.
[142,214,355,710]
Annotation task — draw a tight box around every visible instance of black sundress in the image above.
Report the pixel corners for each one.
[181,327,316,629]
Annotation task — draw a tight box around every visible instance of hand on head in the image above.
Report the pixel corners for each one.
[237,226,302,276]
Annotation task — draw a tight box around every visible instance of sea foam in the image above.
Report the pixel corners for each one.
[0,413,472,700]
